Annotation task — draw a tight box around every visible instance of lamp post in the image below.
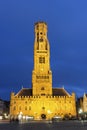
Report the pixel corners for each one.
[78,108,83,114]
[78,108,83,120]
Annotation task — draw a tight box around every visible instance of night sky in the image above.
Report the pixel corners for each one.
[0,0,87,100]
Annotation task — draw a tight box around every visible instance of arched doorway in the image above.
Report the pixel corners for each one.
[41,114,46,119]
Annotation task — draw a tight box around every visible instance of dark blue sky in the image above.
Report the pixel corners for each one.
[0,0,87,100]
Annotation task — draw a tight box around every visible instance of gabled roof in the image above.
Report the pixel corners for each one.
[15,87,70,97]
[52,88,70,96]
[15,88,32,96]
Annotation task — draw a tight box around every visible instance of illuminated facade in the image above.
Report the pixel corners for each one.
[10,22,76,120]
[78,93,87,113]
[83,93,87,112]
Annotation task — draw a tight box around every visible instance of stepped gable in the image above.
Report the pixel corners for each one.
[16,88,32,96]
[52,88,70,96]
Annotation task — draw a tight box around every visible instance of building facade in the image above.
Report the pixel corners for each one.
[0,99,9,119]
[10,22,76,120]
[76,93,87,119]
[83,93,87,112]
[0,99,4,116]
[77,93,87,114]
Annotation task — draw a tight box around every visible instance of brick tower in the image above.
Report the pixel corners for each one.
[32,22,52,96]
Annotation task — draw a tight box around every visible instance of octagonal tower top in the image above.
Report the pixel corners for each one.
[34,21,47,33]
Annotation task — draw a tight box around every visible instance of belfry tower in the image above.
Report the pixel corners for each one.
[10,21,76,120]
[32,22,52,96]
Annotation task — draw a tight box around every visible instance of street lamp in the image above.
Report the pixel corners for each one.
[78,108,83,114]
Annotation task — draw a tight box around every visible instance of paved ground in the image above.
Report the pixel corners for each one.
[0,120,87,130]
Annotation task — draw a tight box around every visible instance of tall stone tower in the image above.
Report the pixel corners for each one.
[10,21,76,120]
[32,22,52,96]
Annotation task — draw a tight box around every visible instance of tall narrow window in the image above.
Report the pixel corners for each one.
[39,57,42,63]
[43,57,45,63]
[13,106,16,110]
[25,106,27,110]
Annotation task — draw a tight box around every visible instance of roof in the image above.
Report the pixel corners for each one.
[16,88,32,96]
[52,88,70,96]
[15,87,70,97]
